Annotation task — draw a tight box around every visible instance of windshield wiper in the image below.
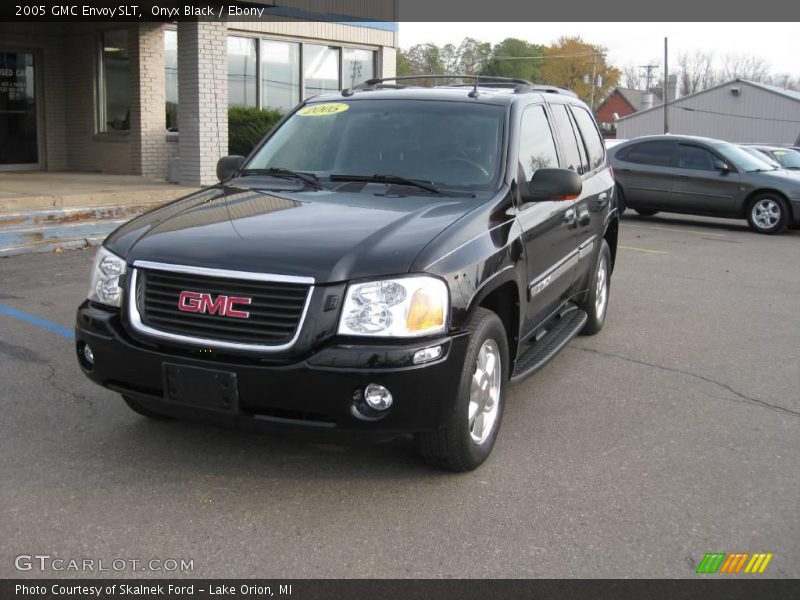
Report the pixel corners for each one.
[239,167,324,189]
[329,174,447,196]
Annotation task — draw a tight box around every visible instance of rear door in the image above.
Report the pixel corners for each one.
[614,140,677,209]
[671,143,740,214]
[515,103,578,333]
[567,104,614,285]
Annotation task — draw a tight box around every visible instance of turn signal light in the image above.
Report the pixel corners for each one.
[406,290,444,332]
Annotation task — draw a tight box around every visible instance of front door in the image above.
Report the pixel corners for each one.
[0,51,40,170]
[670,143,740,214]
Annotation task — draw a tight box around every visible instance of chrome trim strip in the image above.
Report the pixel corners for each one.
[578,235,597,260]
[127,267,314,353]
[528,249,580,297]
[132,260,315,285]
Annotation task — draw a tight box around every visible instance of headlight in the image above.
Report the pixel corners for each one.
[88,246,126,307]
[338,275,448,337]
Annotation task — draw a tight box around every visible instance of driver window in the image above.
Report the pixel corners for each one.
[519,105,559,181]
[677,145,717,171]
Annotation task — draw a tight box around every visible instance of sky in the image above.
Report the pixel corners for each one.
[397,23,800,77]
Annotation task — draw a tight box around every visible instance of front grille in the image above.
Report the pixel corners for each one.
[136,268,311,347]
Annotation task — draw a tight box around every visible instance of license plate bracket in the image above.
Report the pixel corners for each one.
[163,364,239,412]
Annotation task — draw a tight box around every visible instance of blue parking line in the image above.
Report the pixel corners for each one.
[0,305,74,341]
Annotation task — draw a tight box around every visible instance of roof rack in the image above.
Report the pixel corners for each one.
[342,75,577,99]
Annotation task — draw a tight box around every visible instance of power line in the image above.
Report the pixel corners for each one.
[678,106,800,124]
[490,52,605,60]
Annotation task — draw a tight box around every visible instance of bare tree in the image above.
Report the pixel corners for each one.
[621,64,641,89]
[720,54,770,82]
[676,50,716,95]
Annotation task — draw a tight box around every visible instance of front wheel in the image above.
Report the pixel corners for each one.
[416,308,508,472]
[579,239,611,336]
[746,194,789,234]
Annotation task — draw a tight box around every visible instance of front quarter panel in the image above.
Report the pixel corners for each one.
[411,188,526,332]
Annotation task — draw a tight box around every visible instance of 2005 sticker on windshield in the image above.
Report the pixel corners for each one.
[297,103,350,116]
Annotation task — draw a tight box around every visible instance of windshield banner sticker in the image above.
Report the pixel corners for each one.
[297,103,350,117]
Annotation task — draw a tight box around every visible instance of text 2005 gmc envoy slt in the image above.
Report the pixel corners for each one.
[75,76,618,471]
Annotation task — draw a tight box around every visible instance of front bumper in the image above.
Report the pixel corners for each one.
[75,302,468,438]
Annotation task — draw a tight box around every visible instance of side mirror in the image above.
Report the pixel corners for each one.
[713,159,730,172]
[521,168,583,203]
[216,155,246,181]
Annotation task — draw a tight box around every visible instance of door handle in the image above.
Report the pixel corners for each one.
[597,192,608,206]
[564,208,577,226]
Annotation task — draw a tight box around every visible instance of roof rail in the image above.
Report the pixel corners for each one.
[341,74,533,97]
[361,74,533,87]
[514,84,578,98]
[340,75,578,99]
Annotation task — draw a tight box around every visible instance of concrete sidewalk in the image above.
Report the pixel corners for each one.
[0,172,198,212]
[0,172,199,256]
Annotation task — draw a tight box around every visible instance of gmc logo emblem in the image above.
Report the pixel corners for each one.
[178,291,252,319]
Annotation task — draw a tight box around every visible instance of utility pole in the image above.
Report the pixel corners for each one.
[663,37,669,134]
[590,54,598,110]
[639,64,658,91]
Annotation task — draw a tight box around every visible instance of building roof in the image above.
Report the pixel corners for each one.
[616,78,800,122]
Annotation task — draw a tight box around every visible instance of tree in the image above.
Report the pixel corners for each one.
[399,43,445,78]
[719,54,770,82]
[481,38,546,82]
[396,50,413,76]
[621,64,642,90]
[676,51,717,95]
[456,37,492,75]
[540,36,619,108]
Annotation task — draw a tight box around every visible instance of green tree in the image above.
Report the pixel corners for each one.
[481,38,546,82]
[456,38,492,75]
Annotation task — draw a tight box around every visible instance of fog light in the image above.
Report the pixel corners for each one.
[363,383,393,410]
[83,344,94,365]
[413,345,443,365]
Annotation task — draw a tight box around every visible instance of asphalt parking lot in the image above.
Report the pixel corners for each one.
[1,213,798,579]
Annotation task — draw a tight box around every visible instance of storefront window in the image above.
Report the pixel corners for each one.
[260,39,300,112]
[343,48,375,88]
[99,30,130,132]
[164,29,178,131]
[228,36,257,107]
[303,45,340,98]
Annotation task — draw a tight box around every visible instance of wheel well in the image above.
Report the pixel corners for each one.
[478,281,520,364]
[603,219,619,274]
[742,189,790,217]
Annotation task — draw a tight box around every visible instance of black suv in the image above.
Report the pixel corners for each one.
[75,76,618,471]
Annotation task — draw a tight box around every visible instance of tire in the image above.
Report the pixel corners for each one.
[615,184,627,215]
[634,208,659,216]
[579,239,611,336]
[122,395,172,419]
[746,193,789,234]
[416,307,509,472]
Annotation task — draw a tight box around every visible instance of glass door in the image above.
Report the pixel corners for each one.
[0,51,40,170]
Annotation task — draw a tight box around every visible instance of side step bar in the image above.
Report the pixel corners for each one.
[510,307,588,384]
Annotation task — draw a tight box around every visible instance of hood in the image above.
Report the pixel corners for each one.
[105,181,481,284]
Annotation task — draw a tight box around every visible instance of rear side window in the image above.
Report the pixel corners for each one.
[550,104,584,174]
[619,141,675,167]
[571,106,605,171]
[518,105,559,180]
[677,144,717,171]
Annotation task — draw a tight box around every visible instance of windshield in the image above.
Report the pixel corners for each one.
[245,100,506,193]
[740,146,780,168]
[771,148,800,169]
[716,143,776,172]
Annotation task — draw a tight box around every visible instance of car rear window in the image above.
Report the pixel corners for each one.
[618,141,674,167]
[570,106,606,171]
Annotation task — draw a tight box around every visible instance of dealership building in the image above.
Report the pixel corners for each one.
[0,8,398,186]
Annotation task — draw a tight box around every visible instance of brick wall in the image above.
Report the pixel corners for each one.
[131,23,177,179]
[177,21,229,186]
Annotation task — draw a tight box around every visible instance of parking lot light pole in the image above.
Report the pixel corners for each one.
[664,37,669,134]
